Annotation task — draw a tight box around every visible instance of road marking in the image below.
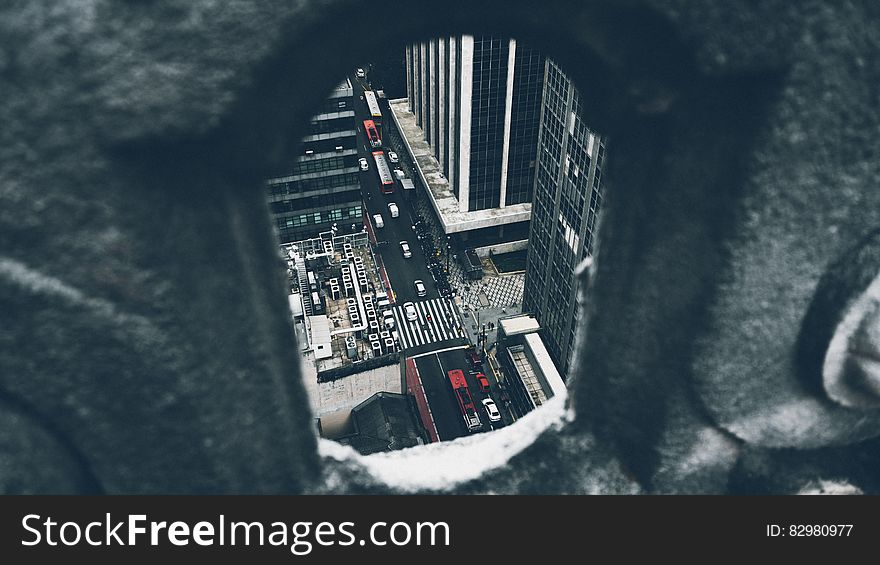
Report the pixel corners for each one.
[407,343,470,359]
[393,308,410,349]
[392,298,470,351]
[428,299,449,341]
[417,302,433,342]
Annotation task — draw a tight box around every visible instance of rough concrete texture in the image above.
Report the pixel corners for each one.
[2,0,880,494]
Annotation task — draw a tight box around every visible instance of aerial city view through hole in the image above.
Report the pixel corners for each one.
[266,37,607,455]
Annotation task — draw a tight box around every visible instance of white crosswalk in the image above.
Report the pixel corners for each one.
[392,298,466,350]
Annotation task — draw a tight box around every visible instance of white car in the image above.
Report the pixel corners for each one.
[393,168,406,180]
[387,202,399,218]
[387,150,399,163]
[358,157,369,171]
[399,240,412,259]
[383,311,395,330]
[356,68,366,78]
[373,214,384,229]
[403,302,418,322]
[482,398,501,422]
[414,279,427,297]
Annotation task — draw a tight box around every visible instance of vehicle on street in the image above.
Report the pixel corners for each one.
[373,214,384,229]
[363,119,382,149]
[400,240,412,259]
[356,68,366,78]
[482,398,501,422]
[466,348,482,370]
[393,168,406,180]
[403,302,418,322]
[372,150,394,194]
[387,150,399,163]
[388,202,399,217]
[414,279,427,297]
[358,157,369,171]
[475,372,490,392]
[383,310,395,330]
[448,369,482,432]
[365,90,382,121]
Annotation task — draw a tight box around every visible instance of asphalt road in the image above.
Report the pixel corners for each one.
[351,75,435,305]
[351,72,501,441]
[412,347,506,440]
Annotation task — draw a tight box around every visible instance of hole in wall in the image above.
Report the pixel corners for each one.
[261,35,608,489]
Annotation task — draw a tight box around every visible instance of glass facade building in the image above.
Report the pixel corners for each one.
[522,61,606,375]
[406,36,543,214]
[266,79,363,243]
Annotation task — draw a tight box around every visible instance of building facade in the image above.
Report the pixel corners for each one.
[404,36,543,245]
[267,79,363,243]
[522,60,606,375]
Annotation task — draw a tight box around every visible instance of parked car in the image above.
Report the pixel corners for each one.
[388,202,399,218]
[403,302,418,322]
[393,168,406,180]
[414,279,427,297]
[399,240,412,259]
[373,214,384,229]
[356,68,366,78]
[482,398,501,422]
[358,157,369,171]
[387,150,399,163]
[475,372,490,392]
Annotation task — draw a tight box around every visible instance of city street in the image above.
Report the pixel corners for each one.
[411,347,506,440]
[346,72,519,442]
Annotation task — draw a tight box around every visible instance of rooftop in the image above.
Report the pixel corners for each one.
[498,313,541,337]
[301,351,402,419]
[337,392,424,455]
[389,99,531,234]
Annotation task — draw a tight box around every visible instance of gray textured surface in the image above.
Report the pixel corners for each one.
[1,0,879,494]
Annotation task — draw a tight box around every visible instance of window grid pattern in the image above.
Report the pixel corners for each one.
[522,59,607,374]
[505,45,544,205]
[468,36,509,211]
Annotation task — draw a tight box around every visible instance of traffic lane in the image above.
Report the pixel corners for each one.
[349,85,441,302]
[437,348,502,433]
[376,214,439,303]
[414,353,467,441]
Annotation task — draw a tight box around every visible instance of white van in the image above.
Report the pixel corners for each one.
[373,213,384,229]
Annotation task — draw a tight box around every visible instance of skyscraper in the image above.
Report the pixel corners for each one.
[522,60,606,375]
[266,79,363,244]
[404,36,543,244]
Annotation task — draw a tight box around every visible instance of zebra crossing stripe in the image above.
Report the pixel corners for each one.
[435,300,451,341]
[425,300,443,341]
[411,313,426,345]
[393,308,409,349]
[416,302,433,343]
[420,301,435,341]
[429,300,449,341]
[391,298,468,351]
[403,315,417,347]
[445,299,458,338]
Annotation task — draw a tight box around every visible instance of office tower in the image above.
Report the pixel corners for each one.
[404,36,543,242]
[522,60,606,375]
[266,79,363,244]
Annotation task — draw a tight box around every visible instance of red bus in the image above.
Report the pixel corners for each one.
[372,150,395,194]
[363,119,381,148]
[447,369,482,432]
